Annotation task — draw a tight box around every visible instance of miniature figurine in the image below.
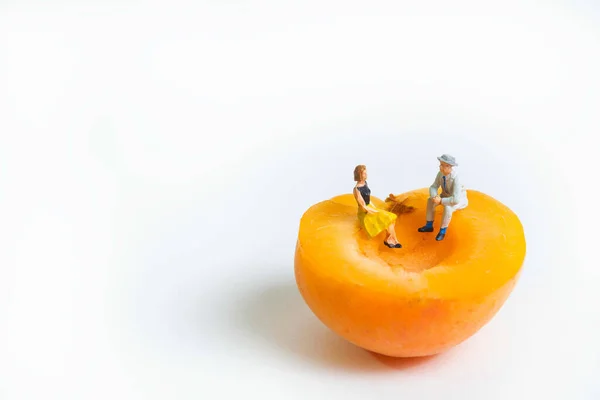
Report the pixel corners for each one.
[353,165,402,248]
[417,154,468,241]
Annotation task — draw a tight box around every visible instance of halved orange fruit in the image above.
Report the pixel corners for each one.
[294,188,526,357]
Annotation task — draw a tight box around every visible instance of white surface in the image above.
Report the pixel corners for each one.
[1,1,599,399]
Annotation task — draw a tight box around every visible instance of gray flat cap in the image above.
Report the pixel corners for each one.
[437,154,458,166]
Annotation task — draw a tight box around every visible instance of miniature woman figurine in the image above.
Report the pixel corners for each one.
[417,154,468,241]
[353,165,402,248]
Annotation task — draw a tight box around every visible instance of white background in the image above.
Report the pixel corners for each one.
[1,1,599,399]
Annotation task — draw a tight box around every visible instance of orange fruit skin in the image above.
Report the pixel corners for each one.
[294,188,526,357]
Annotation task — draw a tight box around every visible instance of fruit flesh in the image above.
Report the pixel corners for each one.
[294,188,526,357]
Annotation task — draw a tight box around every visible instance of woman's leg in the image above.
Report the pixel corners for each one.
[386,223,399,243]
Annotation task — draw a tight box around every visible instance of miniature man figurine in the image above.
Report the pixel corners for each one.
[417,154,468,241]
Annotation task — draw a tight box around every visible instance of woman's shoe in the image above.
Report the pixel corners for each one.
[384,241,402,248]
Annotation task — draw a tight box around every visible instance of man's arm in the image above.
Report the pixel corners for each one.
[429,172,441,198]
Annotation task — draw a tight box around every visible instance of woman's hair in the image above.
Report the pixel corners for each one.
[353,164,366,181]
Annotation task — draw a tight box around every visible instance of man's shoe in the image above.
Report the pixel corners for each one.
[436,232,446,241]
[418,225,434,232]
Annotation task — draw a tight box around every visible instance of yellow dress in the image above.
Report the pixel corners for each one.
[358,204,397,238]
[356,182,397,238]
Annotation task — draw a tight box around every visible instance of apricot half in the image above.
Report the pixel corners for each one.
[294,188,526,357]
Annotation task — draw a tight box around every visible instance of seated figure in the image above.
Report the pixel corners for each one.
[417,154,468,241]
[353,164,402,248]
